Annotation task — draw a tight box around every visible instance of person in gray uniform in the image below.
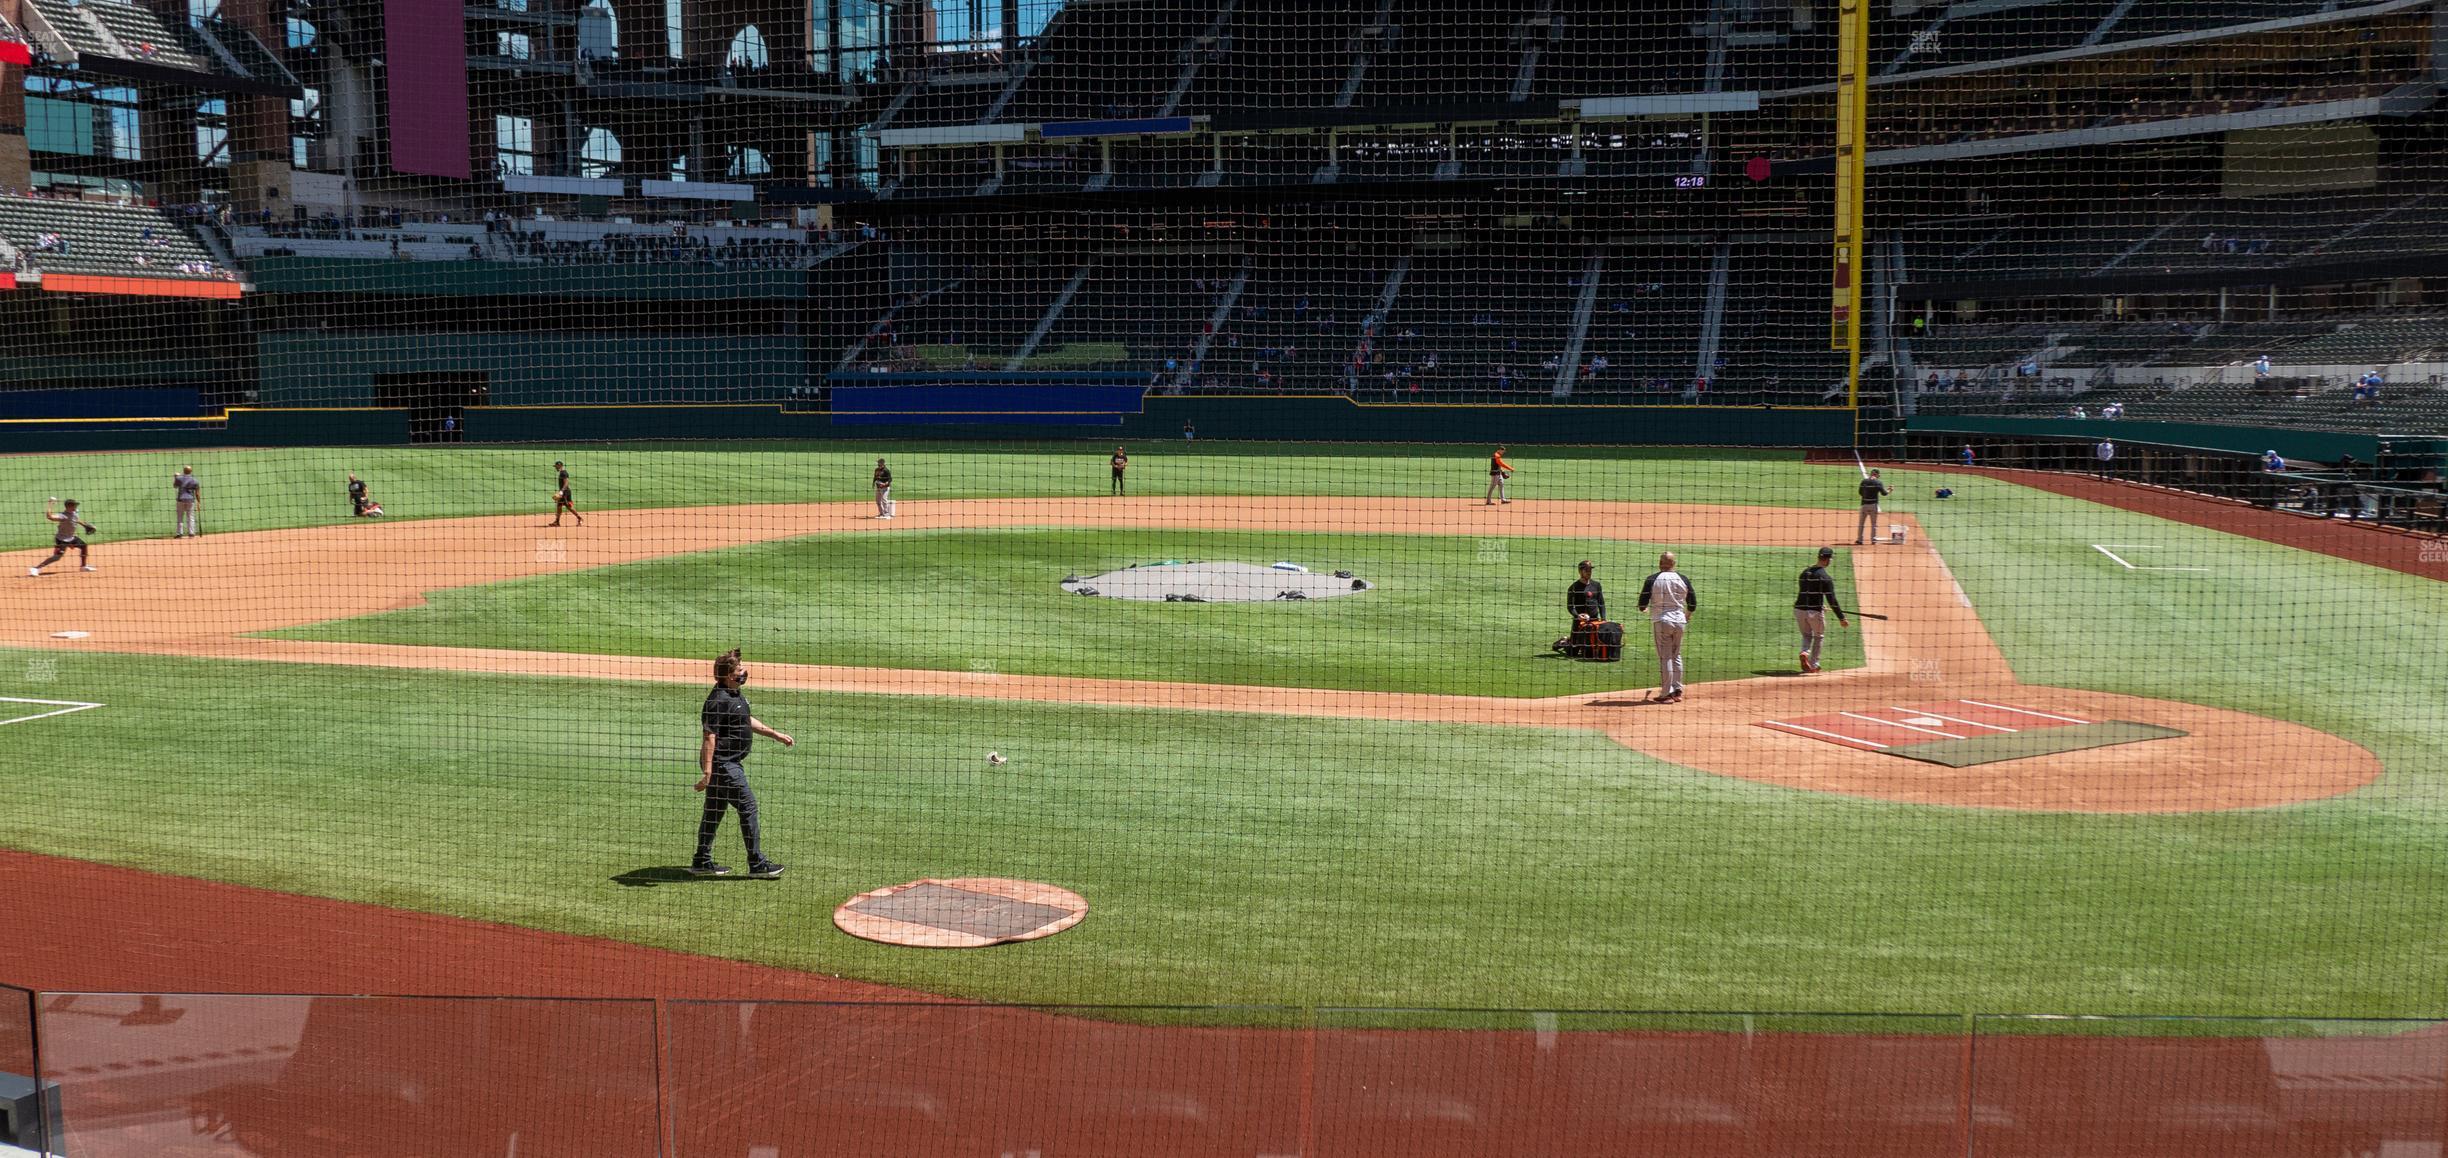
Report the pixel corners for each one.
[1637,551,1696,702]
[31,498,96,576]
[173,466,202,538]
[872,458,895,519]
[1855,470,1890,545]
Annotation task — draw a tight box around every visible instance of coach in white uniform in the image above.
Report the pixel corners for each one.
[1638,551,1696,703]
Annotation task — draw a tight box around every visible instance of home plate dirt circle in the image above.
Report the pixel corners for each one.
[834,877,1088,948]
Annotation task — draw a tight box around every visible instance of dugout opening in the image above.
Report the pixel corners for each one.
[375,373,490,444]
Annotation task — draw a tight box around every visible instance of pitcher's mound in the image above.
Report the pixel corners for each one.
[1061,561,1371,602]
[834,877,1088,948]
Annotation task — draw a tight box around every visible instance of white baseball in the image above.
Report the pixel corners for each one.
[987,752,1007,765]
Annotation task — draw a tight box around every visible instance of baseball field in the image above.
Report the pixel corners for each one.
[2,442,2443,1021]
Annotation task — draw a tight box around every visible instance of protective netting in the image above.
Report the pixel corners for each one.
[2,0,2447,1155]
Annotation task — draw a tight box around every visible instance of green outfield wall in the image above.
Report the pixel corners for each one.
[255,334,810,407]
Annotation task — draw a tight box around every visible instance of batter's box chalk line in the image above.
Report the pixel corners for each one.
[0,696,104,726]
[2091,544,2211,572]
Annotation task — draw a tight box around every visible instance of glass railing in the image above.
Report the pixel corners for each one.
[21,996,2447,1157]
[0,983,43,1156]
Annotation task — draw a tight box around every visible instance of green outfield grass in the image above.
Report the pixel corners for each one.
[269,528,1865,695]
[0,444,1850,546]
[4,447,2443,1020]
[2,647,2442,1016]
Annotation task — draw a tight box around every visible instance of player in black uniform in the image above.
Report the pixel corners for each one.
[549,460,583,526]
[693,648,791,879]
[1110,447,1129,495]
[1567,559,1606,620]
[347,473,382,517]
[1794,547,1850,674]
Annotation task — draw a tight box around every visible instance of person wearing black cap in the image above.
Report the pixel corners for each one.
[549,460,582,526]
[1567,560,1606,622]
[1794,547,1850,674]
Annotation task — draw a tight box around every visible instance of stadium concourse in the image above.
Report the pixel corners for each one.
[3,0,2448,1151]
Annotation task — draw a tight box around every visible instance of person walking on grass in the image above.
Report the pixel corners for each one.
[1486,446,1515,505]
[173,466,202,538]
[1638,551,1696,702]
[693,648,790,879]
[549,461,583,526]
[1794,546,1850,674]
[1855,469,1889,545]
[30,498,95,576]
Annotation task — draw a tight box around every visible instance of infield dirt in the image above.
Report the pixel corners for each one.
[1,496,2378,814]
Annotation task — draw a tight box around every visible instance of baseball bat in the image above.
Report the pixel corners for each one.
[1849,611,1890,621]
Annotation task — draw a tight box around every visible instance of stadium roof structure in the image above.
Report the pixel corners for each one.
[14,0,300,97]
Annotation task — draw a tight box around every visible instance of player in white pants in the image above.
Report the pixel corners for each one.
[872,458,895,519]
[1637,551,1696,702]
[172,466,201,537]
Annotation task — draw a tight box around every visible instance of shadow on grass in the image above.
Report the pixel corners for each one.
[611,866,765,887]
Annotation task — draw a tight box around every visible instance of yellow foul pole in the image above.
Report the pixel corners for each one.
[1832,0,1870,411]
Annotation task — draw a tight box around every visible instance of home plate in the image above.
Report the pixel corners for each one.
[1757,699,2187,767]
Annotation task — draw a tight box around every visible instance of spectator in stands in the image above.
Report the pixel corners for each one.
[1951,372,1970,392]
[2263,450,2286,473]
[2068,405,2088,419]
[2355,368,2384,404]
[1960,444,1975,468]
[2101,402,2124,420]
[2094,439,2116,478]
[2253,354,2272,381]
[1924,372,1941,393]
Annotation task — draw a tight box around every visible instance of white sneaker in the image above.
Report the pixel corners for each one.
[81,565,96,572]
[27,568,39,577]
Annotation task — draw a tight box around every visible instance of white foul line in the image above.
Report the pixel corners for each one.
[1760,720,1891,749]
[1959,699,2090,725]
[1928,540,1974,608]
[1837,711,1967,738]
[2093,544,2211,572]
[0,696,104,726]
[1896,706,2017,733]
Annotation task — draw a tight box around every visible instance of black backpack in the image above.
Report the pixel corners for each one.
[1592,620,1624,661]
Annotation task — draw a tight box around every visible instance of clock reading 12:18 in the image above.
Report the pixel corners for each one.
[1673,175,1709,188]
